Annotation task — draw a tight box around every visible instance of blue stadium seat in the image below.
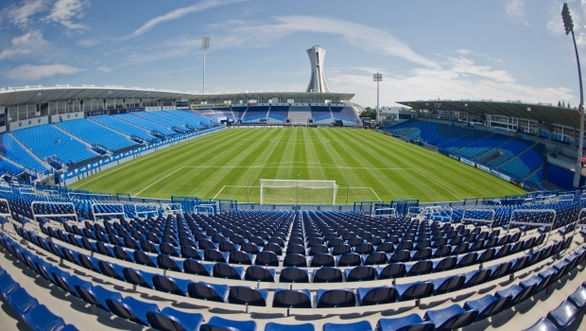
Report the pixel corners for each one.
[377,313,435,331]
[464,294,510,321]
[313,267,343,283]
[6,287,38,317]
[76,285,122,312]
[228,286,268,306]
[345,266,376,281]
[568,286,586,309]
[273,289,312,308]
[377,263,406,279]
[123,268,154,289]
[357,286,398,305]
[146,307,203,331]
[106,296,159,326]
[244,265,275,282]
[183,259,212,276]
[423,304,478,330]
[396,282,433,301]
[322,320,372,331]
[317,289,356,308]
[200,316,256,331]
[547,300,579,329]
[279,267,309,283]
[431,275,465,295]
[213,263,243,280]
[523,317,559,331]
[152,275,190,296]
[187,282,227,302]
[265,322,315,331]
[21,304,74,331]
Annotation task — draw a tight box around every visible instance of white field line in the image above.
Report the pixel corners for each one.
[212,185,226,200]
[213,184,381,202]
[415,170,461,200]
[132,167,185,197]
[183,165,412,170]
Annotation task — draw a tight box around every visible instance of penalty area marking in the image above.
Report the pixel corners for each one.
[132,167,185,197]
[213,184,381,202]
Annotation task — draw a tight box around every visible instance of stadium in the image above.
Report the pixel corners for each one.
[0,2,585,331]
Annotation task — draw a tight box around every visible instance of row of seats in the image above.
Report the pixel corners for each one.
[0,264,77,330]
[525,282,586,330]
[14,223,575,309]
[5,225,584,331]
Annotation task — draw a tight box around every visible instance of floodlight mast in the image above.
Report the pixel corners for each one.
[201,37,210,93]
[373,72,383,126]
[562,3,585,187]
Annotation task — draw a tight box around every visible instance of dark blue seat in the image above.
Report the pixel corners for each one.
[464,294,509,321]
[323,320,372,331]
[568,286,586,309]
[0,273,20,300]
[183,259,212,276]
[254,251,279,267]
[245,265,275,282]
[200,316,256,331]
[76,285,122,312]
[390,250,411,263]
[396,282,433,301]
[346,266,376,281]
[6,287,38,316]
[187,282,227,302]
[510,256,529,273]
[520,275,546,296]
[213,263,243,280]
[203,248,227,263]
[433,256,456,272]
[489,262,511,279]
[432,245,452,258]
[283,253,307,267]
[378,263,406,279]
[229,250,253,265]
[431,275,465,295]
[265,322,315,331]
[477,248,495,263]
[146,306,203,331]
[123,268,154,289]
[377,313,435,331]
[406,260,433,276]
[317,289,356,308]
[464,269,491,288]
[181,245,201,259]
[311,253,335,267]
[98,261,125,280]
[523,317,558,331]
[280,267,309,283]
[157,254,182,272]
[153,275,190,296]
[21,304,71,331]
[424,304,478,330]
[113,246,134,262]
[133,250,157,267]
[106,296,159,326]
[228,286,268,306]
[313,267,343,283]
[364,251,388,265]
[457,252,477,267]
[273,289,311,308]
[496,285,533,307]
[338,253,362,267]
[357,286,397,305]
[547,300,579,329]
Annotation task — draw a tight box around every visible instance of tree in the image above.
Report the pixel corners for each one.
[360,107,377,118]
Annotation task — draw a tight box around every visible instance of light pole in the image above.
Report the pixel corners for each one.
[562,3,585,187]
[373,72,383,127]
[201,37,210,93]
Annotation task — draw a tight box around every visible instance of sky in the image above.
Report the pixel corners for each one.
[0,0,585,108]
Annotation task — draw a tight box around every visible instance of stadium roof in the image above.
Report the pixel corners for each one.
[0,86,354,105]
[398,100,580,128]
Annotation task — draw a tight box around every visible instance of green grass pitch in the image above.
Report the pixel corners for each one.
[70,127,526,204]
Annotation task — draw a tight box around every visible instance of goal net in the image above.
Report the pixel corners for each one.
[260,179,338,205]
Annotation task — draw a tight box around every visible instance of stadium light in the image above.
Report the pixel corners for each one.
[561,3,585,187]
[201,37,210,93]
[373,72,383,126]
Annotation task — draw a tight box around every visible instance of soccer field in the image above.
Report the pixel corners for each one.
[70,127,525,203]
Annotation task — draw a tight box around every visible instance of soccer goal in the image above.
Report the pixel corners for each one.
[260,179,338,205]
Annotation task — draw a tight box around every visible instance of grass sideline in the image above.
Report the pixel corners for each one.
[70,127,526,203]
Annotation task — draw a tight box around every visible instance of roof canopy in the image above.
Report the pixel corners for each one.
[398,100,580,128]
[0,86,354,105]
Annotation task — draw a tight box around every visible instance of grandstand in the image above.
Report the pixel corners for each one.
[0,86,584,330]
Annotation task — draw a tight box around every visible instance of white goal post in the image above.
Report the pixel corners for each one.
[260,179,338,205]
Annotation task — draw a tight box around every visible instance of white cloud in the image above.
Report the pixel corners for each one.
[327,54,572,107]
[506,0,529,25]
[0,0,46,28]
[0,30,47,60]
[6,63,81,80]
[547,1,586,47]
[212,16,437,67]
[125,0,243,39]
[46,0,89,30]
